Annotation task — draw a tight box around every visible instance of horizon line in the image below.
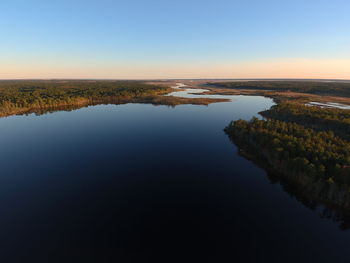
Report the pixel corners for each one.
[1,78,350,82]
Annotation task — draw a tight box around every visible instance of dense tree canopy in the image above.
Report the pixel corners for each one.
[225,103,350,210]
[226,117,350,185]
[0,80,167,116]
[261,103,350,140]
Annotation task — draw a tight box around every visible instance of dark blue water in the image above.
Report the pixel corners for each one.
[0,92,349,262]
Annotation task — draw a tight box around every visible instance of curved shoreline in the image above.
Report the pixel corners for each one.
[0,82,230,118]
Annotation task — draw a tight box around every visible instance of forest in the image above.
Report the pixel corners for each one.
[0,80,169,117]
[209,81,350,97]
[260,103,350,140]
[225,103,350,210]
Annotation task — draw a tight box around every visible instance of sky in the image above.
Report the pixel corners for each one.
[1,0,350,79]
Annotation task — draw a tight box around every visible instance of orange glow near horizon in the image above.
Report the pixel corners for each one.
[1,58,350,80]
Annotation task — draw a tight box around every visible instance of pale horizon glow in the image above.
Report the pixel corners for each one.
[1,58,350,80]
[1,0,350,80]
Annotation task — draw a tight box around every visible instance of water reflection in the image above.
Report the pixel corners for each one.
[267,172,350,230]
[229,135,350,231]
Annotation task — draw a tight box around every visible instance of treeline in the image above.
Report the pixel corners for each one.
[261,103,350,140]
[209,81,350,97]
[0,80,168,117]
[225,103,350,210]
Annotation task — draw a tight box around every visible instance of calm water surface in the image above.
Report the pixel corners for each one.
[0,87,349,262]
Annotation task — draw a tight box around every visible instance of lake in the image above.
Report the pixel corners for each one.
[0,87,349,262]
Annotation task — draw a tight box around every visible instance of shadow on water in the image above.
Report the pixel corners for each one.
[266,172,350,230]
[228,135,350,231]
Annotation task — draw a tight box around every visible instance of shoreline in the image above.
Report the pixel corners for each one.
[0,84,229,118]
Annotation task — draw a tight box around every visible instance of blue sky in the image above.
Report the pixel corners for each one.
[1,0,350,78]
